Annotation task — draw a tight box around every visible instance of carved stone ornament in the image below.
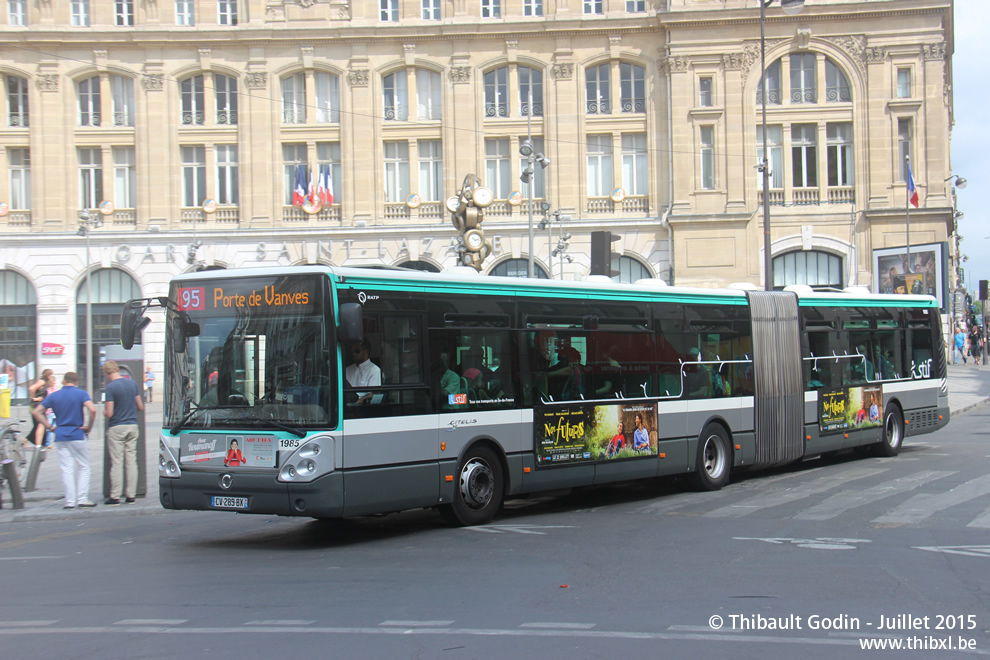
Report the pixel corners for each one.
[863,46,886,64]
[722,52,747,71]
[348,69,370,87]
[298,0,317,7]
[551,62,573,80]
[37,73,59,92]
[245,72,268,89]
[923,42,946,60]
[657,55,689,74]
[141,74,164,91]
[449,67,471,84]
[823,35,866,76]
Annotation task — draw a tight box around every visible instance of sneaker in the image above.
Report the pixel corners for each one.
[77,501,97,508]
[125,497,136,503]
[105,498,121,506]
[63,505,75,510]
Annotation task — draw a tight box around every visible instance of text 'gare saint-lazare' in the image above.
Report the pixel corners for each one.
[105,237,507,266]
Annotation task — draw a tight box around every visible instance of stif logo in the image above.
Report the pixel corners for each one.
[449,394,467,405]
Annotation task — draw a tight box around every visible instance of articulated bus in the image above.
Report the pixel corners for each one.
[121,266,949,526]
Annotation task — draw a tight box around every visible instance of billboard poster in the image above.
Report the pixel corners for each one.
[180,434,277,467]
[872,242,947,311]
[536,402,659,467]
[819,385,883,435]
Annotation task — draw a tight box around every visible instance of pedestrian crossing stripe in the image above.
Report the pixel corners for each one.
[913,546,990,558]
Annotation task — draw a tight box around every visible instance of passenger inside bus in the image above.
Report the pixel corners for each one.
[345,339,382,404]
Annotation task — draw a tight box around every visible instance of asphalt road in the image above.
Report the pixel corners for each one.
[1,407,989,659]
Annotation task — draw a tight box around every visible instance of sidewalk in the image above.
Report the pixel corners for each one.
[2,367,989,523]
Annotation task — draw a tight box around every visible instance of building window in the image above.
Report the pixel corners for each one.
[215,74,238,125]
[176,0,194,25]
[422,0,440,20]
[78,76,101,127]
[620,63,645,113]
[281,73,306,124]
[757,125,783,190]
[584,0,603,15]
[215,144,238,205]
[523,0,543,16]
[180,75,205,125]
[380,0,398,22]
[384,141,410,203]
[626,1,646,11]
[316,142,340,205]
[418,140,443,202]
[756,59,781,106]
[111,75,134,127]
[8,148,29,209]
[791,124,817,188]
[113,146,136,209]
[71,0,90,26]
[484,67,508,118]
[491,259,549,279]
[316,72,340,123]
[383,70,408,121]
[181,145,206,207]
[826,122,853,187]
[825,59,850,103]
[115,0,134,25]
[282,144,307,205]
[699,126,714,190]
[8,0,25,26]
[612,256,652,284]
[7,76,28,127]
[897,118,912,182]
[773,250,842,290]
[586,134,613,197]
[519,67,543,117]
[790,53,816,104]
[481,0,500,18]
[586,63,611,115]
[896,68,911,98]
[218,0,237,25]
[78,147,103,209]
[518,136,546,199]
[698,76,713,107]
[621,133,647,196]
[416,69,441,120]
[484,138,511,198]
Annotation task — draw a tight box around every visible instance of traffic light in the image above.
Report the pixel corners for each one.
[590,231,619,277]
[980,279,988,301]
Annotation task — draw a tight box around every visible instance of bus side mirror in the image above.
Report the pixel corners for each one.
[120,300,151,350]
[337,303,363,345]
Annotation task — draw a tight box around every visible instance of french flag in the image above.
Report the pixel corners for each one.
[318,164,334,207]
[292,164,307,206]
[906,163,919,208]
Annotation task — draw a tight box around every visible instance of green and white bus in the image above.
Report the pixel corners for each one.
[121,265,948,526]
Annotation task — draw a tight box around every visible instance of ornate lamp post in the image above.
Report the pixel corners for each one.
[78,210,103,396]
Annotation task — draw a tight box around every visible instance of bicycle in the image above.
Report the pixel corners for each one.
[0,418,26,491]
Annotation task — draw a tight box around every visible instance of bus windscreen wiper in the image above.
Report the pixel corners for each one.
[169,406,224,435]
[248,418,307,438]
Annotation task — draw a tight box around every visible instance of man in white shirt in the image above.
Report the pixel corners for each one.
[345,339,382,404]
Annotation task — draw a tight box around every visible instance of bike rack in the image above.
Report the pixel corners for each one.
[23,445,44,493]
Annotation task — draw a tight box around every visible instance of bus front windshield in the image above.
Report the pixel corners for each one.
[163,274,335,430]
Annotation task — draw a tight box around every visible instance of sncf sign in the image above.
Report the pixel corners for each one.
[41,342,65,356]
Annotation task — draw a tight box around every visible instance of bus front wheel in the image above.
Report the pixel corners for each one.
[440,446,504,527]
[688,424,731,491]
[874,405,904,457]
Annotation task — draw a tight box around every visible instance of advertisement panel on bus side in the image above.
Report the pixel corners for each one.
[819,385,883,435]
[536,402,659,466]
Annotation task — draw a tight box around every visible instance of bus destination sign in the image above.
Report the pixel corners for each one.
[175,276,319,314]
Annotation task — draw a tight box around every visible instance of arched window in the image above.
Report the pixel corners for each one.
[383,70,408,121]
[484,67,508,118]
[519,66,543,117]
[611,255,653,284]
[825,59,851,102]
[586,63,611,114]
[180,74,204,125]
[399,260,440,273]
[316,71,340,123]
[7,75,29,127]
[0,270,37,402]
[111,75,134,126]
[620,63,645,113]
[78,76,101,126]
[489,259,549,279]
[76,268,141,395]
[214,74,238,125]
[281,73,306,124]
[772,250,842,291]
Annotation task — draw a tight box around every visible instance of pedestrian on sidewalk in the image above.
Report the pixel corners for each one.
[145,366,155,403]
[103,361,143,505]
[25,368,53,450]
[954,326,967,365]
[32,372,97,509]
[968,323,982,366]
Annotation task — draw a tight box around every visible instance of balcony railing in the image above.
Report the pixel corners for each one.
[622,195,648,213]
[792,188,820,205]
[282,205,340,222]
[586,197,614,213]
[487,201,511,217]
[827,186,854,204]
[758,189,785,206]
[6,210,31,226]
[384,203,410,219]
[8,112,28,127]
[216,206,240,223]
[180,111,204,126]
[113,209,136,225]
[418,202,443,220]
[216,110,238,125]
[181,208,204,222]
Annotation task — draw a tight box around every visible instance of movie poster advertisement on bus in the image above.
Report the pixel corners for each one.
[819,386,883,435]
[535,402,658,467]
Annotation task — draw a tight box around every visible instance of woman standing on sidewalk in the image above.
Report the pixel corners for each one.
[25,369,53,449]
[969,323,982,366]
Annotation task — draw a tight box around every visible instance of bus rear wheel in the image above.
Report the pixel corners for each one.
[874,405,904,457]
[440,446,504,527]
[688,424,731,491]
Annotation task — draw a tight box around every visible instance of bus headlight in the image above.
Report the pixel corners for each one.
[278,436,334,483]
[159,434,182,479]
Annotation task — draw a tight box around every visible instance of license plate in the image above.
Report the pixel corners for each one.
[211,496,248,510]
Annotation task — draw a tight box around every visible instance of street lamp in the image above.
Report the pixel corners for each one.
[78,209,103,397]
[521,84,550,278]
[945,174,968,189]
[759,0,804,290]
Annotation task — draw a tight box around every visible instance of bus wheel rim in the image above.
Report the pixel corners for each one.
[459,458,494,510]
[703,435,725,478]
[886,414,901,448]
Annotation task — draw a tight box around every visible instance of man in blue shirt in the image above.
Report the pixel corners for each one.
[103,360,144,505]
[33,372,97,509]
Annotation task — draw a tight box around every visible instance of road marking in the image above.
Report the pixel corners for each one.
[873,475,990,525]
[0,556,65,560]
[464,524,575,535]
[705,467,887,518]
[635,469,821,516]
[380,621,455,627]
[520,622,596,629]
[113,619,188,626]
[793,471,956,521]
[966,506,990,529]
[735,537,871,550]
[245,620,315,626]
[914,545,990,558]
[0,621,57,627]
